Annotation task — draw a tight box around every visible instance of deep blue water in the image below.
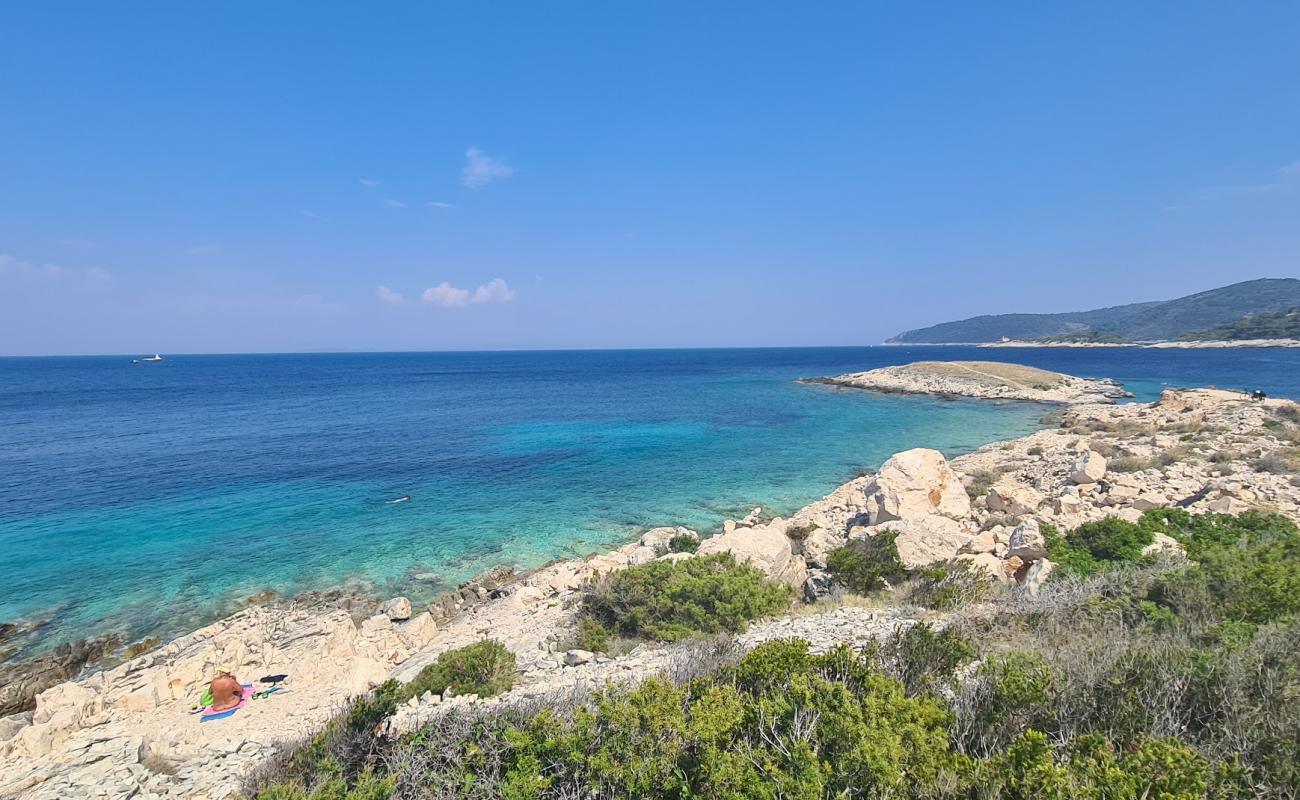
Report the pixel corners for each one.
[2,345,1299,655]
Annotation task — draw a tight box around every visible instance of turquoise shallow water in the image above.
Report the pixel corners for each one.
[3,345,1300,654]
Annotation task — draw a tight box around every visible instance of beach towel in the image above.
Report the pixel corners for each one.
[200,684,254,722]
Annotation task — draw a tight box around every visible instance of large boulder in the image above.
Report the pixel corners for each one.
[380,596,412,622]
[986,481,1043,519]
[956,552,1006,582]
[1070,450,1107,485]
[864,449,970,525]
[696,521,808,586]
[869,514,973,570]
[796,527,844,569]
[1006,519,1047,562]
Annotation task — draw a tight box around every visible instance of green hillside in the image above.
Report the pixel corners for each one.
[1180,306,1300,341]
[888,278,1300,343]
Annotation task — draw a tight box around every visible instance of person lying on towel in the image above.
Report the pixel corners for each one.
[198,672,253,721]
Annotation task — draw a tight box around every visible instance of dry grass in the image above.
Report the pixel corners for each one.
[898,361,1066,389]
[1254,449,1300,475]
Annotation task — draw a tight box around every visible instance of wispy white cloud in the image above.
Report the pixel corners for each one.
[0,253,112,284]
[384,198,407,208]
[1181,160,1300,206]
[376,285,404,305]
[420,278,515,308]
[359,178,381,188]
[422,282,472,307]
[296,209,328,221]
[461,147,513,189]
[471,277,515,304]
[426,201,456,208]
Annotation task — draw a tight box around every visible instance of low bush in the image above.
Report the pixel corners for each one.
[825,531,908,593]
[401,639,516,700]
[907,560,996,611]
[579,553,792,642]
[866,622,977,695]
[964,467,1003,499]
[1274,403,1300,425]
[1253,449,1300,475]
[1069,517,1154,563]
[667,533,699,553]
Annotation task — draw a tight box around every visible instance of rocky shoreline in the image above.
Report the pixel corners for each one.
[3,368,1299,800]
[806,360,1131,404]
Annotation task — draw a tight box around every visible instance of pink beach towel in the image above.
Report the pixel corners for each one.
[200,684,254,722]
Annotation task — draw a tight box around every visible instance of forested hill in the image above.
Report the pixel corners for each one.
[1180,306,1300,341]
[888,278,1300,343]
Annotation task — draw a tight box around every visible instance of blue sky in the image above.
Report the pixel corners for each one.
[2,2,1298,355]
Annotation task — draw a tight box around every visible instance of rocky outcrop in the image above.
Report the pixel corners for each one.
[697,520,808,586]
[864,448,971,525]
[0,635,117,717]
[809,361,1131,404]
[865,515,974,570]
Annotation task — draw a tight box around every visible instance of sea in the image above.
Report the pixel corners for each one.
[3,345,1299,656]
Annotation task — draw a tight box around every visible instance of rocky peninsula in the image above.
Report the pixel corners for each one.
[805,360,1131,404]
[3,366,1299,799]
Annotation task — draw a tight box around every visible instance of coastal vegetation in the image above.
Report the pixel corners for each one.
[246,510,1300,800]
[1036,330,1132,344]
[399,639,517,702]
[1179,306,1300,341]
[576,554,794,649]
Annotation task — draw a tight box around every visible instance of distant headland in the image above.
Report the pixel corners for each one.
[887,278,1300,345]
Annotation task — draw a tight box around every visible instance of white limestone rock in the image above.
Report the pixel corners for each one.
[1006,518,1047,562]
[1070,450,1107,485]
[986,481,1043,519]
[870,514,973,570]
[563,649,594,666]
[864,448,971,525]
[381,596,413,622]
[696,521,808,586]
[625,546,658,566]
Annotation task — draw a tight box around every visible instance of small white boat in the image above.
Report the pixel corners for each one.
[132,354,164,364]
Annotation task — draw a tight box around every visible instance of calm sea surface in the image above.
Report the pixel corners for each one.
[3,345,1299,654]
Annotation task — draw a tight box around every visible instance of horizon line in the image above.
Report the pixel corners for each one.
[0,342,950,359]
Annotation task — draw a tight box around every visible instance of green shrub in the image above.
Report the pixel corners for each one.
[667,534,699,553]
[402,639,516,700]
[867,622,977,695]
[1042,522,1100,576]
[908,560,996,611]
[580,553,792,642]
[575,617,610,652]
[825,531,907,594]
[1146,510,1300,628]
[1044,516,1154,576]
[987,731,1209,800]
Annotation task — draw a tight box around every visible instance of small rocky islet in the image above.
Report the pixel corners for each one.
[2,361,1299,799]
